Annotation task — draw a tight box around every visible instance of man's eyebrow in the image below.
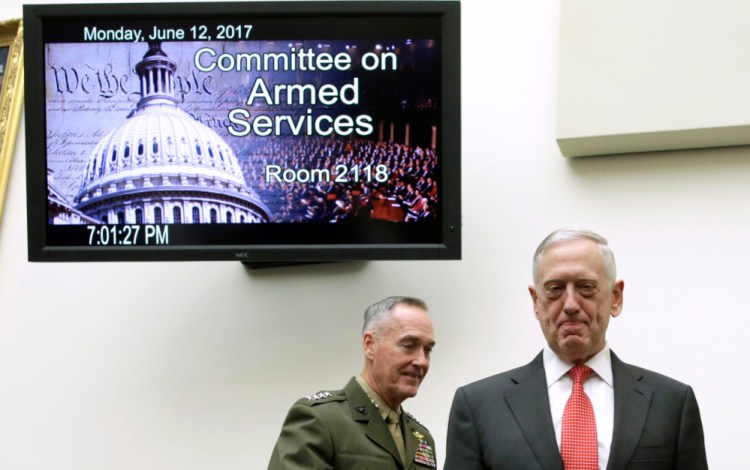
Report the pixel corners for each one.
[543,276,598,284]
[398,334,436,347]
[399,335,420,342]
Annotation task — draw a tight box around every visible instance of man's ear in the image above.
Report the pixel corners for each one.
[363,331,377,360]
[529,285,540,320]
[611,279,625,318]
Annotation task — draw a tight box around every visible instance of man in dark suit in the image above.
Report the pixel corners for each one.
[445,228,708,469]
[269,296,438,469]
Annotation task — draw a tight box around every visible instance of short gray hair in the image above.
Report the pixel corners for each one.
[532,228,617,286]
[362,296,428,336]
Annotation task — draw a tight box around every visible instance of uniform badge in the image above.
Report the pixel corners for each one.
[413,431,437,468]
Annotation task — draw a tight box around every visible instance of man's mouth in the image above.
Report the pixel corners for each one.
[559,320,587,331]
[402,371,423,381]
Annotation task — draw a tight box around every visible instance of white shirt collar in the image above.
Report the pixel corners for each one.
[543,343,614,388]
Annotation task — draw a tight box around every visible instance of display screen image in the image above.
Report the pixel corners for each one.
[24,2,461,262]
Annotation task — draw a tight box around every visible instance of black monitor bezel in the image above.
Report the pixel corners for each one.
[24,1,461,262]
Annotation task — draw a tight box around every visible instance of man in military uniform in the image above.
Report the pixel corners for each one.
[268,296,438,469]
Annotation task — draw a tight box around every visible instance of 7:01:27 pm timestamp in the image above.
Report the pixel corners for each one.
[86,224,169,246]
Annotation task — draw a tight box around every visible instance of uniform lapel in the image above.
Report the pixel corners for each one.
[344,378,403,467]
[402,413,418,470]
[402,412,437,469]
[365,417,403,467]
[504,352,564,470]
[606,353,653,470]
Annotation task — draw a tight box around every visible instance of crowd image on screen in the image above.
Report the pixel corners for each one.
[240,135,439,223]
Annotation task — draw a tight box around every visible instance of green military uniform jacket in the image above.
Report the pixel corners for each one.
[268,377,437,469]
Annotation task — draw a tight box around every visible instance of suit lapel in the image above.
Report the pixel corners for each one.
[606,353,653,470]
[504,352,564,470]
[344,378,403,467]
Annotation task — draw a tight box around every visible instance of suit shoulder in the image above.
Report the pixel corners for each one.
[292,389,348,407]
[617,360,692,391]
[458,359,542,395]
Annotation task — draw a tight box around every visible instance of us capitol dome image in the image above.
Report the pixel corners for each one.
[72,41,271,225]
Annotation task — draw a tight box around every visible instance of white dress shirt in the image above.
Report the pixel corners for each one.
[544,344,614,470]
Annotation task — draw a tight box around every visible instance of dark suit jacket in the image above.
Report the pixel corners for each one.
[268,377,437,469]
[444,351,707,470]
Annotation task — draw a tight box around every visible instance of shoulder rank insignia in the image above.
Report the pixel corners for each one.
[306,391,333,401]
[413,432,437,468]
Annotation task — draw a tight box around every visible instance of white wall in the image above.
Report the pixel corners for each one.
[0,0,743,468]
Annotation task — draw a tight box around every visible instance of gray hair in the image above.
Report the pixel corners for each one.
[532,228,617,286]
[362,296,428,336]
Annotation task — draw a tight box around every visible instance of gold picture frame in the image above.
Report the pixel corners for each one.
[0,18,23,224]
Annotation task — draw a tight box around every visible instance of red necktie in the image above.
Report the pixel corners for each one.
[561,364,598,469]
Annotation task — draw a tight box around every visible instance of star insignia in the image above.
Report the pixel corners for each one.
[305,391,332,401]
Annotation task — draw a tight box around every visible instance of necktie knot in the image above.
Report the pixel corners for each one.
[386,410,399,425]
[569,364,593,384]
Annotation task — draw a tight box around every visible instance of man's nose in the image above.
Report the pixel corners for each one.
[413,349,429,369]
[562,284,581,314]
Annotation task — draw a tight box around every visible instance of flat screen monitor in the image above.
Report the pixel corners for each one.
[24,1,461,263]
